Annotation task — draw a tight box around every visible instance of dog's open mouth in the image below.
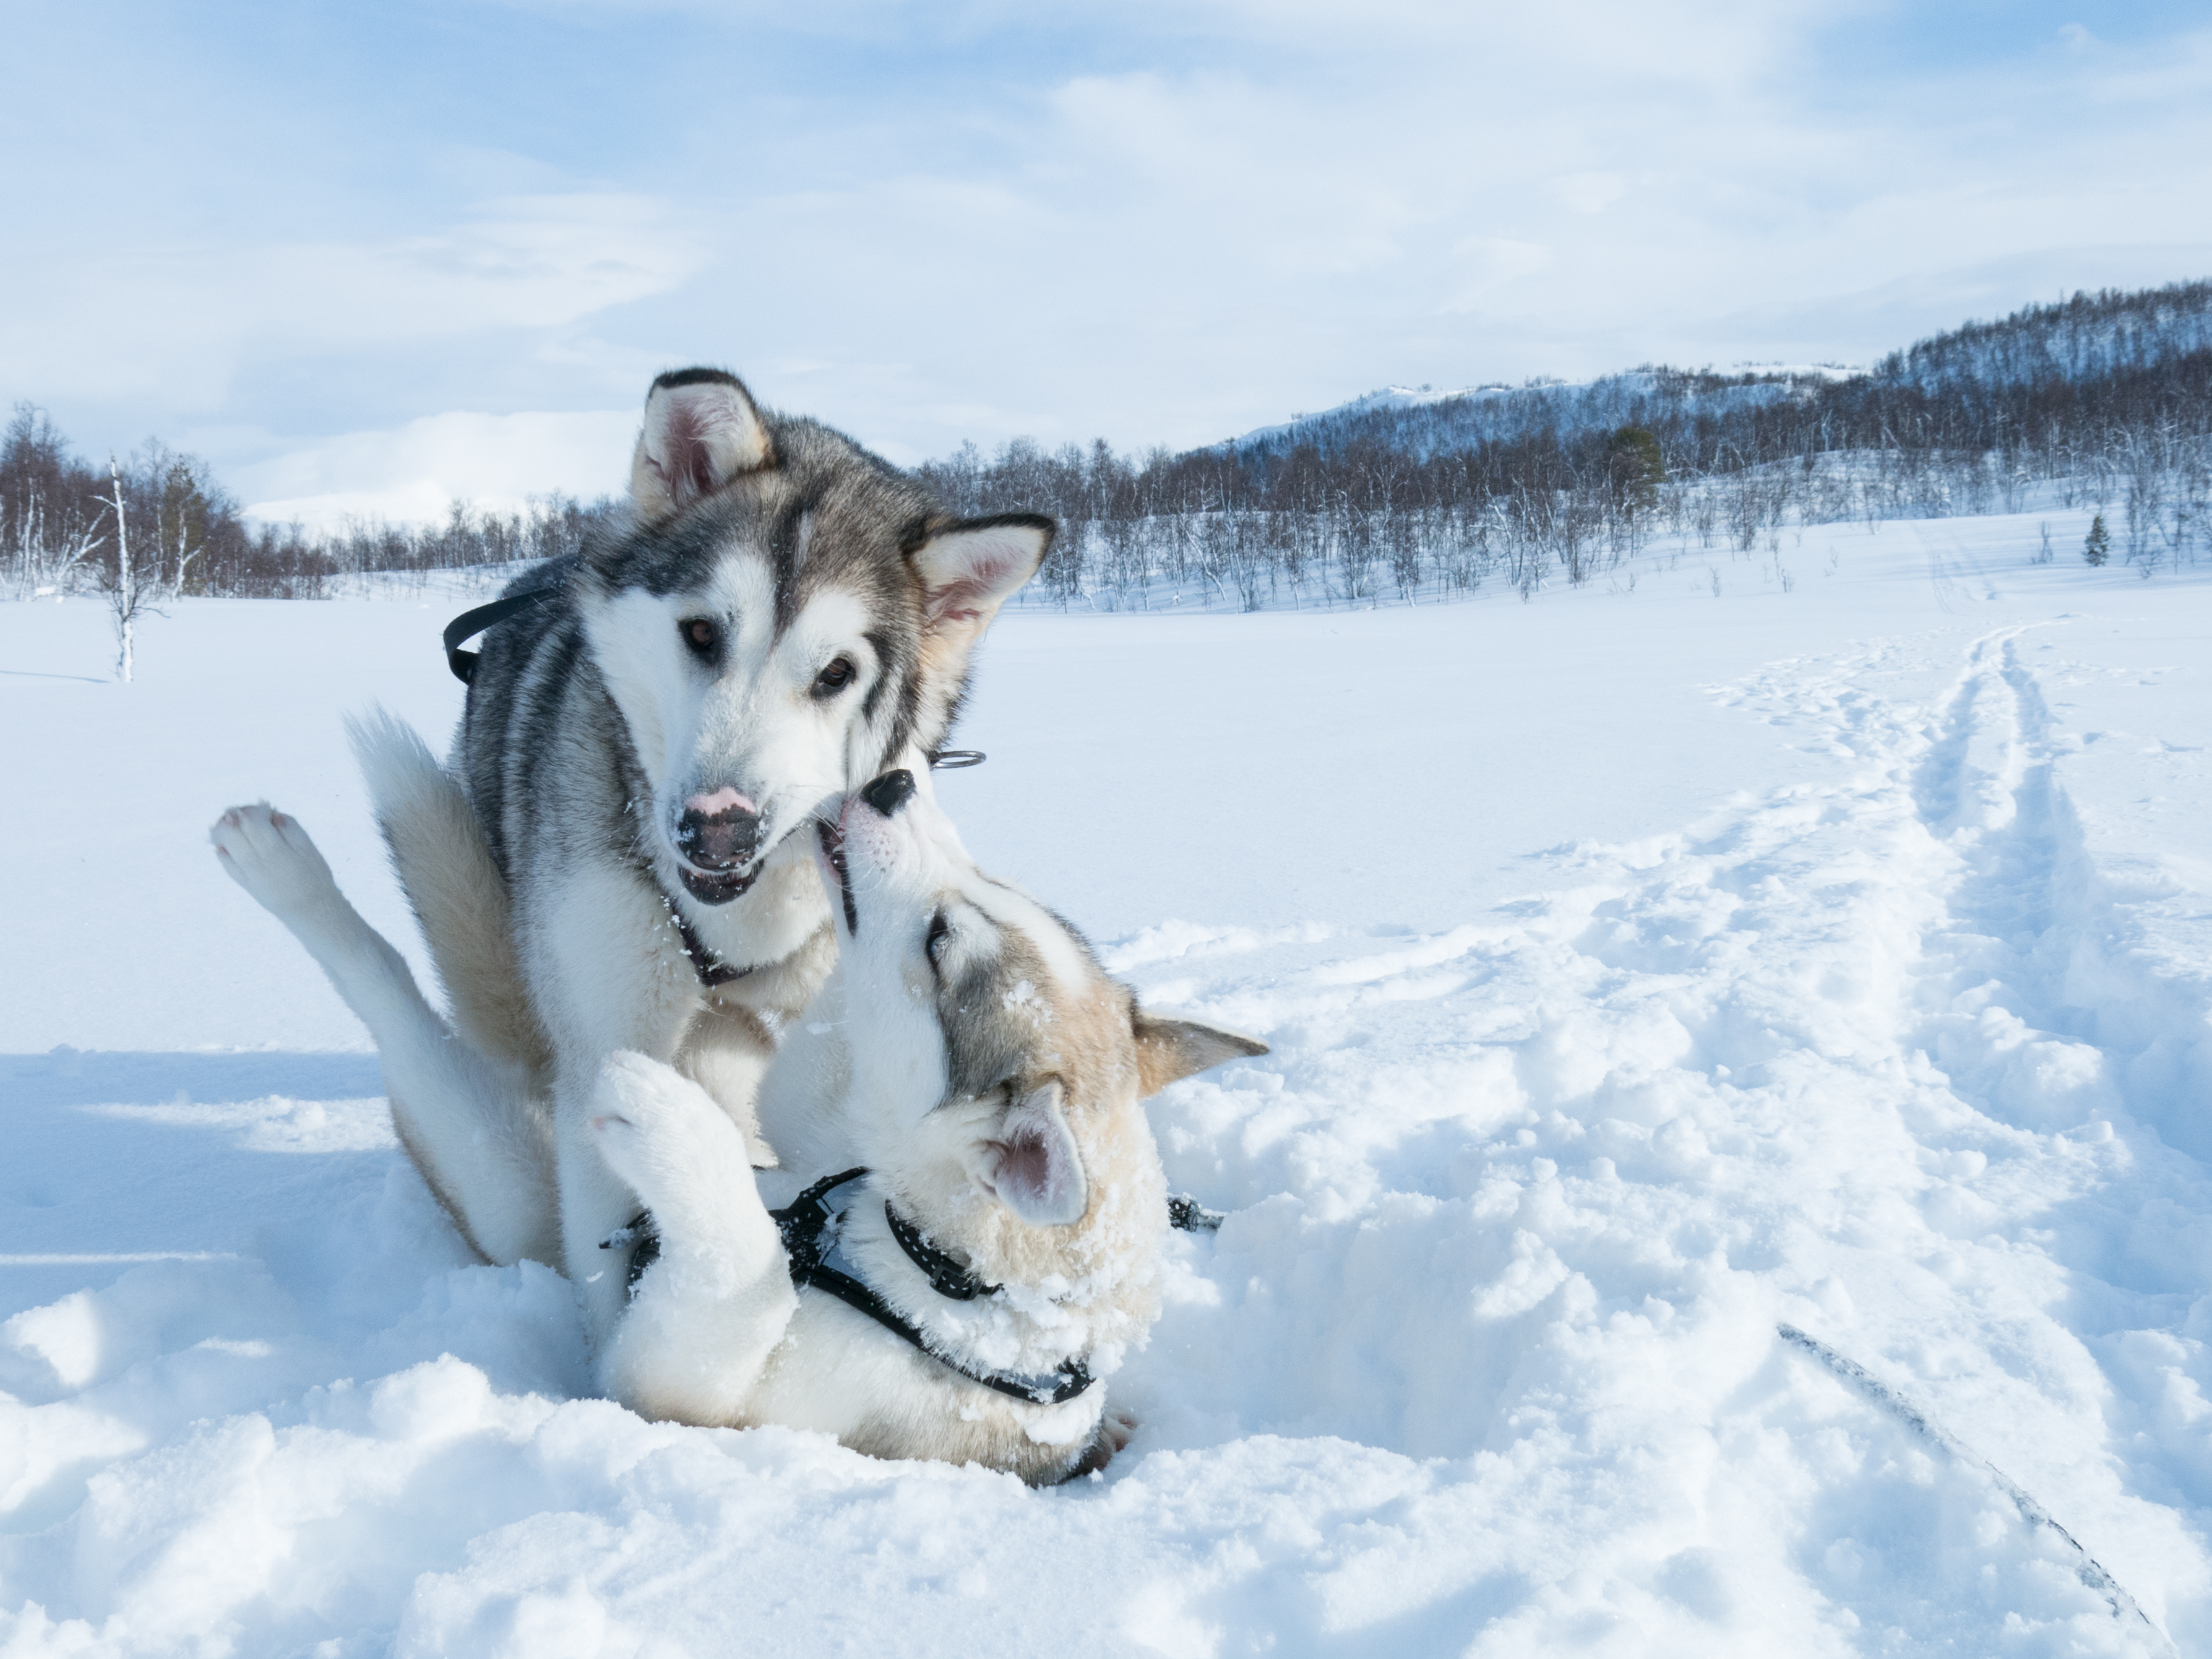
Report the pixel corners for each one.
[816,817,858,936]
[675,863,760,905]
[672,817,809,905]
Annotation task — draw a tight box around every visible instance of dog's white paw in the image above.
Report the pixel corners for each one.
[590,1051,746,1217]
[209,803,342,925]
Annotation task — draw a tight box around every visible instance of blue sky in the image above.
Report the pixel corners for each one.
[5,1,2208,525]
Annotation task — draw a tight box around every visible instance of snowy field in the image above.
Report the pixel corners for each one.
[2,511,2210,1655]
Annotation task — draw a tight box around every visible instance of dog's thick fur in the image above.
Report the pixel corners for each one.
[210,772,1263,1481]
[296,369,1051,1347]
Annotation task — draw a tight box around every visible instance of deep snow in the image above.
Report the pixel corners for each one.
[2,513,2209,1655]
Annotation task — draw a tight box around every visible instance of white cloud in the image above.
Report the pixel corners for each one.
[1,195,701,410]
[234,408,639,531]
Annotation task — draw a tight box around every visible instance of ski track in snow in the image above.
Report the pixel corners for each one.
[3,580,2210,1653]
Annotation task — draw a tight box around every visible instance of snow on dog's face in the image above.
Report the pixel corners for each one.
[813,769,1267,1265]
[582,369,1049,906]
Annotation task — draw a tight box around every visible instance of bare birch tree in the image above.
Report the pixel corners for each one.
[101,455,153,680]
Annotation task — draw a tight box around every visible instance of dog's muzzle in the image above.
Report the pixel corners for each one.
[671,789,765,903]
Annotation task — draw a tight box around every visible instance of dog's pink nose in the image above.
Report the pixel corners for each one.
[684,787,757,818]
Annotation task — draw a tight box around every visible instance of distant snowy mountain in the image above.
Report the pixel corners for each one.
[1225,366,1864,451]
[1212,364,1866,463]
[1885,277,2212,392]
[1211,278,2211,465]
[1230,382,1516,445]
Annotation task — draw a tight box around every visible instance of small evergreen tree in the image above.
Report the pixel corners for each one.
[2083,512,2111,566]
[1606,426,1665,520]
[159,459,212,595]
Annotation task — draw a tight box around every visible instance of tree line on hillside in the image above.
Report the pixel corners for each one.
[7,281,2209,613]
[1,405,618,602]
[1220,281,2212,468]
[915,282,2212,606]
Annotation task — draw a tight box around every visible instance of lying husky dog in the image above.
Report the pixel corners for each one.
[211,770,1263,1480]
[287,367,1052,1350]
[594,765,1263,1479]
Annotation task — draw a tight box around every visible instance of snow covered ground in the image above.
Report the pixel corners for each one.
[2,511,2208,1655]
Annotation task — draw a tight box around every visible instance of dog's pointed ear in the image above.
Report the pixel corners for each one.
[910,514,1051,642]
[1131,1009,1269,1097]
[630,368,774,525]
[982,1080,1087,1227]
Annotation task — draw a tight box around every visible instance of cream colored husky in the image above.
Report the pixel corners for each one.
[211,765,1262,1481]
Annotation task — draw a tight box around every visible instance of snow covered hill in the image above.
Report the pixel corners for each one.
[2,514,2209,1655]
[1210,281,2211,467]
[1211,366,1851,463]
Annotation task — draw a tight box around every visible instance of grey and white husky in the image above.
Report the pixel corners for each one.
[210,767,1262,1480]
[228,368,1053,1350]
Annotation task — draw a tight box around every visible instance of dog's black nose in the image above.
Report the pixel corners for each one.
[861,770,916,817]
[675,800,760,870]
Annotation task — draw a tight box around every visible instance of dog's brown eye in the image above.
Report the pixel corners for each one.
[681,617,718,656]
[813,656,856,697]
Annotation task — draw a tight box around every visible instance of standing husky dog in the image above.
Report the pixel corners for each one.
[224,368,1050,1351]
[209,770,1264,1478]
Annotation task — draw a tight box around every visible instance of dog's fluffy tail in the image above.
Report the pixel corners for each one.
[347,707,553,1086]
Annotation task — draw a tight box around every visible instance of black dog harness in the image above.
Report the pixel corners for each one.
[601,1173,1226,1407]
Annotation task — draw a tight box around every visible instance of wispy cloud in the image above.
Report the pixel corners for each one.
[231,408,640,530]
[3,196,700,408]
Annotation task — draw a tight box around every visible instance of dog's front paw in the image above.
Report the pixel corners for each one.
[210,803,341,925]
[590,1051,747,1217]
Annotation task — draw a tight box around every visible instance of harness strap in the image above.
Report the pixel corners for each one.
[443,586,561,684]
[773,1170,1095,1406]
[884,1201,994,1300]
